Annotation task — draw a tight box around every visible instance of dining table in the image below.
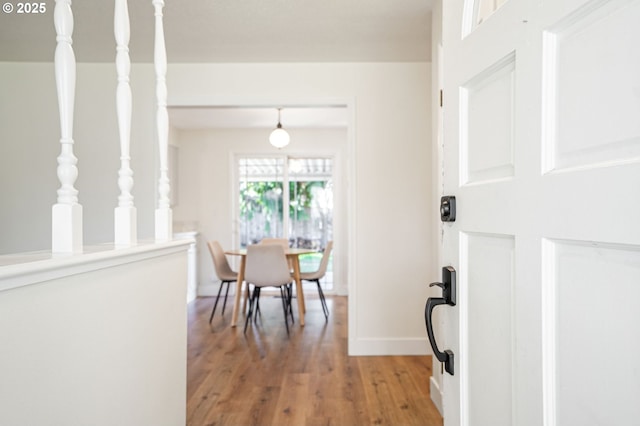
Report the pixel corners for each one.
[225,247,316,327]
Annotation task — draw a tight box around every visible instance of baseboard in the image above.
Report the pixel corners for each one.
[200,283,343,298]
[197,282,219,297]
[348,337,430,356]
[198,280,239,297]
[430,375,443,416]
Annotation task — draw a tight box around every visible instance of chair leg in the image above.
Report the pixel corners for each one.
[254,287,262,324]
[315,279,329,320]
[221,280,233,314]
[256,295,261,317]
[209,279,227,323]
[279,286,290,336]
[286,283,295,323]
[242,283,250,313]
[244,286,258,334]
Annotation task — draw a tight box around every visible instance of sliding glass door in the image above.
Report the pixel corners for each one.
[237,156,334,289]
[288,158,333,250]
[238,157,286,246]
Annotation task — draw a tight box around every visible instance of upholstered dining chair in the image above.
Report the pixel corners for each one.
[207,240,238,323]
[243,244,294,335]
[260,237,294,272]
[238,237,289,315]
[299,241,333,320]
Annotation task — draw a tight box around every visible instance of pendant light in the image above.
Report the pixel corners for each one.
[269,108,290,148]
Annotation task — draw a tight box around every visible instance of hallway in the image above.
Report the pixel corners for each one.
[187,295,443,425]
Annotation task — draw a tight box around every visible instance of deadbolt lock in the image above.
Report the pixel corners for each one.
[440,196,456,222]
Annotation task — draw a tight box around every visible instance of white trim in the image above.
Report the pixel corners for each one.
[430,375,444,416]
[198,281,219,297]
[348,337,430,356]
[345,97,358,355]
[541,29,558,175]
[541,238,557,426]
[459,231,470,426]
[230,150,240,250]
[0,240,193,293]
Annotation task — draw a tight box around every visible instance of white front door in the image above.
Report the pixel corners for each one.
[438,0,640,425]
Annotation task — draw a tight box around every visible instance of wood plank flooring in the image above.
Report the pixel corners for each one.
[187,294,443,426]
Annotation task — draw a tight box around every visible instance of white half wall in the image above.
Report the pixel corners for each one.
[0,241,190,425]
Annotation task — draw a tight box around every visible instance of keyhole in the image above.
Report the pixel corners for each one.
[441,201,450,217]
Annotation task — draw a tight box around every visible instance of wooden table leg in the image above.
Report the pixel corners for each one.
[291,256,305,326]
[231,256,246,327]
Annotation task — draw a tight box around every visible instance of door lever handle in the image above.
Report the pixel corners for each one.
[425,266,456,375]
[429,266,456,306]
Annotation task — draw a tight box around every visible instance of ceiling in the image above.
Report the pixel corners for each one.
[0,0,433,129]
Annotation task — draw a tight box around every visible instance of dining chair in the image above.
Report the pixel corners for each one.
[238,236,288,316]
[259,237,296,315]
[260,237,295,272]
[299,240,333,320]
[207,240,238,323]
[243,244,294,335]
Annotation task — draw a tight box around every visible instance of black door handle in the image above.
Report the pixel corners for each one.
[425,266,456,375]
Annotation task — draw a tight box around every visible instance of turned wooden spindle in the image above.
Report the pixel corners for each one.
[52,0,83,253]
[114,0,137,246]
[153,0,172,241]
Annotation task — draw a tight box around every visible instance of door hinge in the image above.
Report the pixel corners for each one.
[439,89,443,107]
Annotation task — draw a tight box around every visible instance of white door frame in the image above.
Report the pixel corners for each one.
[168,96,356,301]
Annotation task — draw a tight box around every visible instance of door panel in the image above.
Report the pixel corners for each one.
[544,240,640,426]
[440,0,640,425]
[543,0,640,171]
[463,54,516,184]
[463,233,514,426]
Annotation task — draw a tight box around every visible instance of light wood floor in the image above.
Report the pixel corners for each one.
[187,293,443,426]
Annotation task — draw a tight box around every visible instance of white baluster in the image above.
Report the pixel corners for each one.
[114,0,137,246]
[153,0,172,241]
[52,0,83,254]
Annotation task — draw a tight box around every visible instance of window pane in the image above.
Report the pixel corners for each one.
[237,156,334,290]
[289,158,334,290]
[238,157,284,247]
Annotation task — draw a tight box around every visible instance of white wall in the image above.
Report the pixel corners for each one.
[167,62,436,355]
[172,127,349,296]
[0,60,436,356]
